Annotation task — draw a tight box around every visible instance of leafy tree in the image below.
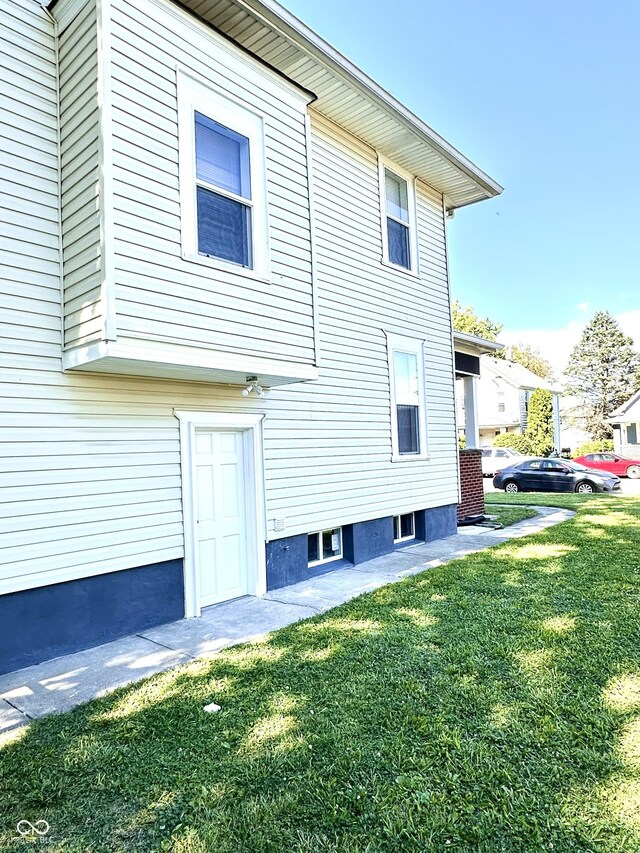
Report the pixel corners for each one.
[525,388,555,456]
[493,432,535,454]
[510,344,555,382]
[452,302,554,377]
[574,439,614,456]
[564,311,640,440]
[452,300,502,342]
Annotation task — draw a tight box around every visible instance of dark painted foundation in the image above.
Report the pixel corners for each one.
[0,559,184,675]
[266,504,458,591]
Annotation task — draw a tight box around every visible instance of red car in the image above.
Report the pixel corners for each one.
[572,452,640,479]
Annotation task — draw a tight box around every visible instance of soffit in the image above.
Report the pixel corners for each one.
[181,0,503,208]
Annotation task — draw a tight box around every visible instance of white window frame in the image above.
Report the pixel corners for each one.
[177,69,270,280]
[308,528,343,568]
[386,332,428,462]
[378,156,419,275]
[393,512,416,544]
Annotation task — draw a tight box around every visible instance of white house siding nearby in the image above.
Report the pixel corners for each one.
[259,113,459,532]
[108,0,316,366]
[0,0,458,602]
[57,0,103,348]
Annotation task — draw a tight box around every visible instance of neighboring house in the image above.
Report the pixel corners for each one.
[458,357,562,450]
[0,0,502,674]
[609,390,640,455]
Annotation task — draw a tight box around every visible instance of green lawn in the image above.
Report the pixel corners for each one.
[2,495,640,852]
[486,504,538,528]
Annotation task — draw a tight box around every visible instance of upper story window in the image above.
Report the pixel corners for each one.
[178,71,270,279]
[379,158,418,273]
[386,333,428,461]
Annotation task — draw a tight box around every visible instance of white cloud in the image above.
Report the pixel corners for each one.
[500,309,640,382]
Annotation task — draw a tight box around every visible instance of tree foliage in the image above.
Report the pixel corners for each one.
[510,344,555,382]
[493,432,535,454]
[452,300,503,342]
[574,439,614,456]
[525,388,555,456]
[564,311,640,440]
[452,302,555,378]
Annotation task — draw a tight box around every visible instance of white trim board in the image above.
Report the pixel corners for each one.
[174,410,267,618]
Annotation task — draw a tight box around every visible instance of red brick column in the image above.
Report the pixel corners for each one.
[457,449,485,522]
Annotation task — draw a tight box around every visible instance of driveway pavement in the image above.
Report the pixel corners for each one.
[0,505,573,736]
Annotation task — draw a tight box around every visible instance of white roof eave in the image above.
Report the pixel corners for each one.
[181,0,504,207]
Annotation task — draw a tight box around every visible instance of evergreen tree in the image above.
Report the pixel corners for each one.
[525,388,555,456]
[564,311,640,440]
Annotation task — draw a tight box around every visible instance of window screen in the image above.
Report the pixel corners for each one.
[195,112,252,267]
[385,168,411,269]
[394,350,420,454]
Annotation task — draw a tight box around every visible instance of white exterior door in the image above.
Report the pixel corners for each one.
[195,429,249,607]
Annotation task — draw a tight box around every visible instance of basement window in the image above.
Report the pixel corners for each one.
[308,528,343,567]
[393,512,415,543]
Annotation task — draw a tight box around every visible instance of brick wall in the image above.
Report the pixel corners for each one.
[457,449,485,522]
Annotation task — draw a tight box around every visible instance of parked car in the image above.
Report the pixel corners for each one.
[481,446,532,476]
[493,458,621,494]
[572,452,640,479]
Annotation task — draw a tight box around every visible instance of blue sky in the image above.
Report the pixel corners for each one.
[282,0,640,369]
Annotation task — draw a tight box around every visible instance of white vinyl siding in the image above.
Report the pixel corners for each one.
[0,0,458,599]
[257,113,459,533]
[58,0,103,348]
[108,0,315,365]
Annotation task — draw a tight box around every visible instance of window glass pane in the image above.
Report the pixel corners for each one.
[308,533,319,564]
[628,423,638,444]
[385,169,409,222]
[322,529,341,559]
[195,113,251,198]
[393,516,400,540]
[197,187,251,266]
[400,513,414,538]
[394,351,419,403]
[397,404,420,454]
[387,218,410,268]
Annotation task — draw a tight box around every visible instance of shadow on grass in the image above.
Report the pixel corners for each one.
[1,497,640,852]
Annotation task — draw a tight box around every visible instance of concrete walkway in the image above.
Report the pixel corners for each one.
[0,505,573,735]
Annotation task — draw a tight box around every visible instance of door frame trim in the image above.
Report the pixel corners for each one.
[175,410,267,617]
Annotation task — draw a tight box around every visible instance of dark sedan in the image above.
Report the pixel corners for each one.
[493,458,621,494]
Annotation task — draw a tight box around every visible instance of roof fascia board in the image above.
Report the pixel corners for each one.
[230,0,503,203]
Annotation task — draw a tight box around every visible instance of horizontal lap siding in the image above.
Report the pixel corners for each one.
[1,0,457,596]
[258,114,459,535]
[58,0,103,347]
[109,0,315,364]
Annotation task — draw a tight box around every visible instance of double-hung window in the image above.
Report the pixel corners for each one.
[178,71,269,278]
[387,333,428,461]
[379,159,418,273]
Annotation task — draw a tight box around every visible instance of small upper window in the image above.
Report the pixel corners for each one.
[379,159,417,272]
[387,333,427,461]
[178,71,269,278]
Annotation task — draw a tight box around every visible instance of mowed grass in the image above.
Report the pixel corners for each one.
[2,496,640,852]
[486,504,538,527]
